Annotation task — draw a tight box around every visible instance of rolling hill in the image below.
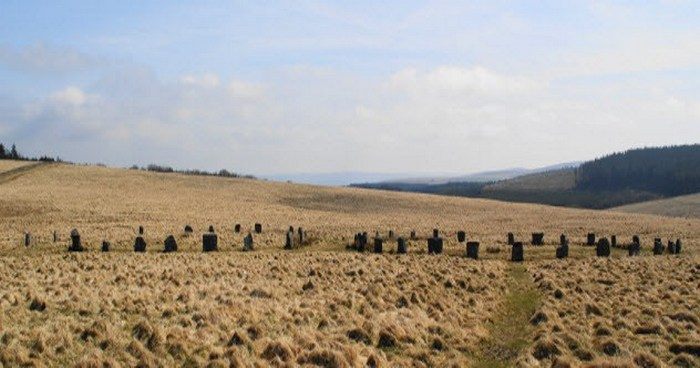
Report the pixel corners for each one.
[612,192,700,219]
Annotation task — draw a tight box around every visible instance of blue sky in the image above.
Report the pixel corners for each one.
[1,1,700,178]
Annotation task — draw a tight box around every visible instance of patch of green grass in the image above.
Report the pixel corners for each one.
[473,263,540,368]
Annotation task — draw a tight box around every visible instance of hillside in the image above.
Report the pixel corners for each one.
[0,162,698,367]
[482,168,576,192]
[612,192,700,219]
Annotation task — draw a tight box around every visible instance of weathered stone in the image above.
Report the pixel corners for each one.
[138,226,144,235]
[254,223,262,234]
[511,242,524,262]
[466,241,479,259]
[374,238,383,254]
[24,232,30,247]
[397,237,406,254]
[611,235,617,248]
[203,232,218,252]
[457,231,466,243]
[410,231,416,240]
[428,237,443,255]
[531,233,544,246]
[101,240,110,252]
[164,235,177,253]
[653,238,664,255]
[556,243,568,259]
[560,234,568,246]
[234,224,241,233]
[675,239,682,254]
[587,233,596,246]
[633,235,640,245]
[68,229,84,252]
[628,241,640,256]
[53,230,58,242]
[507,232,515,245]
[388,230,394,239]
[298,227,304,244]
[284,231,293,250]
[433,229,439,238]
[596,237,610,257]
[208,225,215,233]
[243,233,254,251]
[134,236,147,252]
[184,225,193,233]
[667,240,677,255]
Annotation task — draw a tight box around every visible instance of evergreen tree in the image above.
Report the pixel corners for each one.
[0,143,6,159]
[10,144,19,160]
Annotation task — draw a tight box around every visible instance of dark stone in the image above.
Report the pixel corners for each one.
[254,223,262,234]
[388,230,394,239]
[138,226,144,235]
[428,237,443,255]
[374,238,383,254]
[427,238,435,254]
[587,233,596,246]
[457,231,466,243]
[234,224,241,233]
[298,227,304,244]
[633,235,640,245]
[134,236,147,252]
[289,226,294,233]
[556,243,568,259]
[397,237,406,254]
[466,241,479,259]
[356,232,367,252]
[596,237,610,257]
[203,232,218,252]
[53,230,58,242]
[24,232,30,247]
[667,240,677,255]
[69,229,84,252]
[675,239,682,254]
[511,242,524,262]
[410,231,416,240]
[507,232,515,245]
[284,231,293,250]
[433,229,439,238]
[184,225,193,233]
[101,241,110,252]
[611,235,617,248]
[559,234,568,246]
[164,235,177,252]
[628,241,640,256]
[531,233,544,246]
[208,225,215,233]
[653,238,664,255]
[243,233,254,251]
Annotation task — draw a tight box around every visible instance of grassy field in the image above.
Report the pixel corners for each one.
[0,161,698,366]
[613,192,700,220]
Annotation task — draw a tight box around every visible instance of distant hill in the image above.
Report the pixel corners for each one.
[353,145,700,209]
[611,192,700,219]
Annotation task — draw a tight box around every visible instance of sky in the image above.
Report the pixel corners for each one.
[1,1,700,179]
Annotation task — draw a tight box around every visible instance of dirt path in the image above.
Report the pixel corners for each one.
[0,161,52,185]
[473,263,540,367]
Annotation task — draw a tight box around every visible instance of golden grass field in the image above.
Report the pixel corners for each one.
[614,193,700,220]
[0,161,698,367]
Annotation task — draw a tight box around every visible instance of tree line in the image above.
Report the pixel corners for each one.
[575,144,700,196]
[0,142,60,162]
[131,163,255,180]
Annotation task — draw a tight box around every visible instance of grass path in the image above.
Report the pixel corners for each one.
[473,263,540,367]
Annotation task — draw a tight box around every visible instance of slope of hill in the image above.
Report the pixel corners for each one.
[483,168,576,192]
[612,192,700,219]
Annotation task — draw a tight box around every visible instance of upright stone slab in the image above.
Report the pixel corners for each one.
[556,243,568,259]
[397,237,406,254]
[298,227,304,244]
[208,225,215,233]
[164,235,178,252]
[596,237,610,257]
[433,229,439,238]
[69,229,84,252]
[388,230,394,239]
[134,236,147,252]
[374,238,383,254]
[53,230,58,242]
[611,235,617,248]
[628,241,640,256]
[254,223,262,234]
[435,238,443,254]
[410,231,417,240]
[203,232,218,252]
[560,234,567,246]
[633,235,640,245]
[234,224,241,233]
[138,226,144,235]
[587,233,596,246]
[653,238,664,255]
[289,226,294,234]
[531,233,544,246]
[507,232,515,245]
[511,242,524,262]
[427,238,436,254]
[357,232,367,252]
[284,231,293,250]
[184,225,193,233]
[466,241,479,260]
[457,231,466,243]
[24,232,31,247]
[243,233,254,251]
[101,240,110,252]
[675,239,682,254]
[667,240,677,255]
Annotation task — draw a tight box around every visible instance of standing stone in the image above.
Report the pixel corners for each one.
[611,235,617,248]
[556,243,568,259]
[289,226,294,233]
[531,233,544,246]
[675,239,682,254]
[208,225,215,233]
[410,231,417,240]
[101,240,110,252]
[511,242,524,262]
[234,224,241,233]
[433,229,439,238]
[653,238,664,255]
[587,233,596,246]
[53,230,58,242]
[633,235,640,245]
[560,234,567,246]
[428,238,436,254]
[243,233,254,251]
[466,241,479,260]
[203,232,218,252]
[134,236,147,252]
[596,237,611,257]
[138,226,144,235]
[164,235,178,252]
[374,238,383,254]
[24,232,31,247]
[628,241,640,256]
[298,227,304,245]
[284,231,293,250]
[397,237,406,254]
[507,232,515,245]
[184,225,193,233]
[69,229,84,252]
[435,238,443,254]
[388,230,394,239]
[457,231,466,243]
[667,240,677,255]
[254,223,262,234]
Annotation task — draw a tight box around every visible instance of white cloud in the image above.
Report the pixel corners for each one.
[0,43,100,74]
[50,86,88,106]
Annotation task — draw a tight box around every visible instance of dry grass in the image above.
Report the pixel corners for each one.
[0,162,699,366]
[0,160,35,173]
[613,192,700,220]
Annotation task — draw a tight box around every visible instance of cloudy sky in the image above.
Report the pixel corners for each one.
[1,1,700,178]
